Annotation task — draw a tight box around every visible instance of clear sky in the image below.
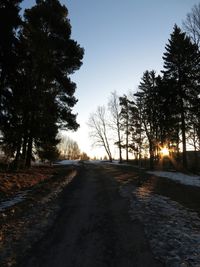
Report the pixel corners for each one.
[21,0,200,158]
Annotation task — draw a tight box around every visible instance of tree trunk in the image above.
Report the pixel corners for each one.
[180,103,187,169]
[149,141,154,170]
[126,129,129,163]
[106,146,112,162]
[25,135,33,168]
[13,139,22,169]
[21,133,28,165]
[117,125,122,163]
[119,146,122,163]
[105,146,112,162]
[21,115,29,165]
[125,110,129,163]
[102,137,112,162]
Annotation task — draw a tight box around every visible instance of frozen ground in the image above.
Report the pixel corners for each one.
[54,160,80,165]
[0,191,29,212]
[88,160,200,188]
[147,171,200,187]
[104,160,200,188]
[120,183,200,266]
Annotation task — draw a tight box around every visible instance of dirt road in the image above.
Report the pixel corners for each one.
[19,163,162,267]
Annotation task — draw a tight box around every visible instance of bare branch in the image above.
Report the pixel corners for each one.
[88,106,112,161]
[183,3,200,46]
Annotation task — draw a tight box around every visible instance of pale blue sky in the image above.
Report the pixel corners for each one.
[21,0,200,158]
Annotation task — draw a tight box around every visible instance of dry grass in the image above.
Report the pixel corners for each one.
[0,166,56,197]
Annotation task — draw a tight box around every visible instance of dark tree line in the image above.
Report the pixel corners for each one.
[89,21,200,170]
[0,0,84,168]
[118,25,200,169]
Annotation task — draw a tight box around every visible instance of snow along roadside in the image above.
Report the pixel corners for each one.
[120,184,200,266]
[147,171,200,187]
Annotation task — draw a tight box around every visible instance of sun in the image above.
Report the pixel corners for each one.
[160,146,169,156]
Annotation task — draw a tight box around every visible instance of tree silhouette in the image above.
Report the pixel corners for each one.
[136,70,160,169]
[88,106,112,162]
[0,0,22,107]
[183,3,200,46]
[119,95,135,162]
[162,25,200,168]
[0,0,84,168]
[108,91,123,163]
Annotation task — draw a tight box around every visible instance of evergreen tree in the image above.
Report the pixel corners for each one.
[0,0,22,98]
[20,0,83,167]
[1,0,84,168]
[0,0,22,132]
[119,94,136,162]
[162,25,200,168]
[134,91,145,166]
[0,1,23,166]
[136,70,160,169]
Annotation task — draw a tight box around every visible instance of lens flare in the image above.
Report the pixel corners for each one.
[160,146,169,156]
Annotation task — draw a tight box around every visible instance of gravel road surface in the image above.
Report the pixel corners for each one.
[19,163,162,267]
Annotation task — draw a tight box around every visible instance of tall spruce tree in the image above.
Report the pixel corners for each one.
[119,95,136,162]
[0,0,22,127]
[162,25,200,168]
[159,77,182,155]
[1,0,84,168]
[136,70,160,169]
[0,1,23,165]
[20,0,84,167]
[0,0,22,91]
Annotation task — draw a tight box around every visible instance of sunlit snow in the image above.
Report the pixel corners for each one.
[147,171,200,187]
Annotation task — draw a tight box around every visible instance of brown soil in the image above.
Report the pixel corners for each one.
[0,165,76,267]
[0,166,57,198]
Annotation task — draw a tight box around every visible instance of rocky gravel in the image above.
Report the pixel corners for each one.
[120,183,200,267]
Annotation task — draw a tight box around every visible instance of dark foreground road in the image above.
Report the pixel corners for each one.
[19,163,163,267]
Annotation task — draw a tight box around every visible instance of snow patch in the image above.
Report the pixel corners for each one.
[147,171,200,187]
[120,184,200,266]
[0,191,29,211]
[54,160,80,165]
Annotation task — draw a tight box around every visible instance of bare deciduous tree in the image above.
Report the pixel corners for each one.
[58,135,80,160]
[108,91,123,163]
[88,106,112,161]
[183,3,200,46]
